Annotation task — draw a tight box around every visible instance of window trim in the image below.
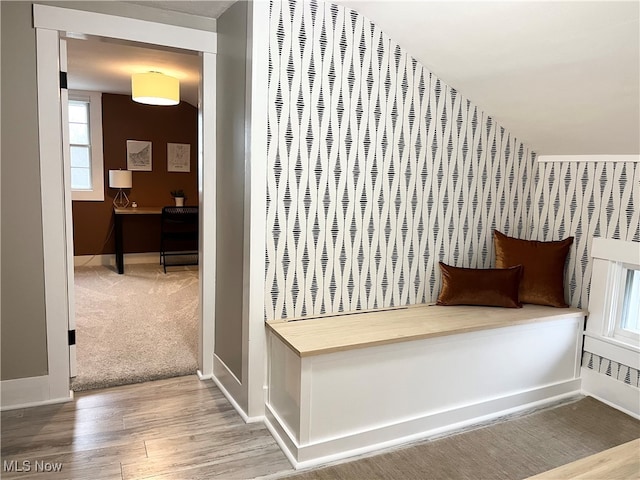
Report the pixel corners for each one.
[584,238,640,370]
[613,267,640,342]
[68,90,104,201]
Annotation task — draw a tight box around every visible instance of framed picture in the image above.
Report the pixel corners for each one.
[127,140,152,171]
[167,143,191,172]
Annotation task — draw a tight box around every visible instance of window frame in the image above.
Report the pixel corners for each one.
[584,238,640,370]
[613,266,640,343]
[68,90,104,201]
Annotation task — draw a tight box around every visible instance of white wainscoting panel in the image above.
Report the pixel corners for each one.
[581,367,640,419]
[266,314,584,467]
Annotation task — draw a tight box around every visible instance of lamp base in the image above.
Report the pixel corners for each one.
[113,190,130,208]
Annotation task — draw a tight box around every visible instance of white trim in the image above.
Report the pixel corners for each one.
[212,354,263,423]
[268,385,581,470]
[34,5,216,408]
[36,28,73,402]
[584,335,640,370]
[537,155,640,163]
[74,252,160,268]
[68,90,105,202]
[196,370,213,381]
[264,413,298,468]
[245,0,270,420]
[33,4,216,54]
[581,367,640,418]
[585,238,640,365]
[60,39,77,379]
[1,376,72,411]
[198,52,216,379]
[591,237,640,264]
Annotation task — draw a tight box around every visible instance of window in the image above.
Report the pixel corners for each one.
[69,100,91,189]
[614,267,640,342]
[68,91,104,201]
[584,238,640,367]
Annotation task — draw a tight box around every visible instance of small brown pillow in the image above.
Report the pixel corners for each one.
[494,230,573,307]
[437,262,523,308]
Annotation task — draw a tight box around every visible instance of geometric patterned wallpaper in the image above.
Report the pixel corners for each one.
[265,0,536,319]
[531,161,639,308]
[582,351,640,388]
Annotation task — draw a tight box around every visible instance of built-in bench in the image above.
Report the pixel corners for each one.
[265,304,586,468]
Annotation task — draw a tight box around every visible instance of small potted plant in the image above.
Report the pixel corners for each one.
[170,189,185,207]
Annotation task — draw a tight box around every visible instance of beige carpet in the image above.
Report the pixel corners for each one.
[71,264,198,391]
[283,397,640,480]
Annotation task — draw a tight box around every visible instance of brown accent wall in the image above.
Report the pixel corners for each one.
[72,93,198,256]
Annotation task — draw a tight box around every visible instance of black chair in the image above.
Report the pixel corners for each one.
[160,206,199,273]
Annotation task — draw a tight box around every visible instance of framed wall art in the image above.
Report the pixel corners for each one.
[126,140,152,171]
[167,143,191,172]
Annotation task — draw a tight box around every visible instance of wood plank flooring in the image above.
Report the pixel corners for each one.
[527,438,640,479]
[1,376,294,480]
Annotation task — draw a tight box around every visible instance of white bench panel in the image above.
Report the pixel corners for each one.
[306,318,581,444]
[266,306,586,468]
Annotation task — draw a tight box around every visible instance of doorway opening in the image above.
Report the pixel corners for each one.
[33,4,216,401]
[66,35,202,391]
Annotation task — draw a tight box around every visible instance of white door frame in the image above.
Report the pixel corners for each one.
[33,4,216,401]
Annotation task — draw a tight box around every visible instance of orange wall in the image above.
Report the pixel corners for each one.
[72,93,198,256]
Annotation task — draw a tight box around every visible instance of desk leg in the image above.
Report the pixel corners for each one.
[115,214,124,274]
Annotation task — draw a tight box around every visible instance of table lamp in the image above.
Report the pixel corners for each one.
[109,170,132,208]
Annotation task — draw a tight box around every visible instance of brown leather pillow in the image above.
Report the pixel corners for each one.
[437,262,523,308]
[494,230,573,307]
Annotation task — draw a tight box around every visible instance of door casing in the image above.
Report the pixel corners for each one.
[33,4,217,401]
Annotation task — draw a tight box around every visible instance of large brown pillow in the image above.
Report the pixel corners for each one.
[437,262,523,308]
[494,230,573,307]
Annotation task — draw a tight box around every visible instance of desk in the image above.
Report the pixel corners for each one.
[114,207,162,274]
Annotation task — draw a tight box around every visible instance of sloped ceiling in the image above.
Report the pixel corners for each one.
[333,1,639,155]
[69,1,638,155]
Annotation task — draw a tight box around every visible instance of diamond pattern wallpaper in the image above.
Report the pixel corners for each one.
[264,0,639,388]
[531,161,639,308]
[265,0,535,320]
[583,351,640,388]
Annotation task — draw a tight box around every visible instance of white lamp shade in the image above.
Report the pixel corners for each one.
[109,170,132,189]
[131,72,179,106]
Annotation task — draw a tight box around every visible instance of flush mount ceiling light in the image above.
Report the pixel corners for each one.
[131,72,179,106]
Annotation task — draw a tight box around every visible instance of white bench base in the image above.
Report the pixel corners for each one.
[266,308,585,469]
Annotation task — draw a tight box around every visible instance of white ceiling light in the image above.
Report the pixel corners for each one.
[131,72,179,106]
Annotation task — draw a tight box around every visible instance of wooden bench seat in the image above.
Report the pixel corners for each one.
[267,304,585,357]
[265,303,586,469]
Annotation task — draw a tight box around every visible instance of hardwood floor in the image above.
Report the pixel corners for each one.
[1,376,294,479]
[527,438,640,480]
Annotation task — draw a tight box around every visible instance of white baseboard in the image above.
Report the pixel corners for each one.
[581,367,640,419]
[1,375,73,411]
[211,354,263,424]
[196,370,213,381]
[267,380,581,470]
[74,252,159,267]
